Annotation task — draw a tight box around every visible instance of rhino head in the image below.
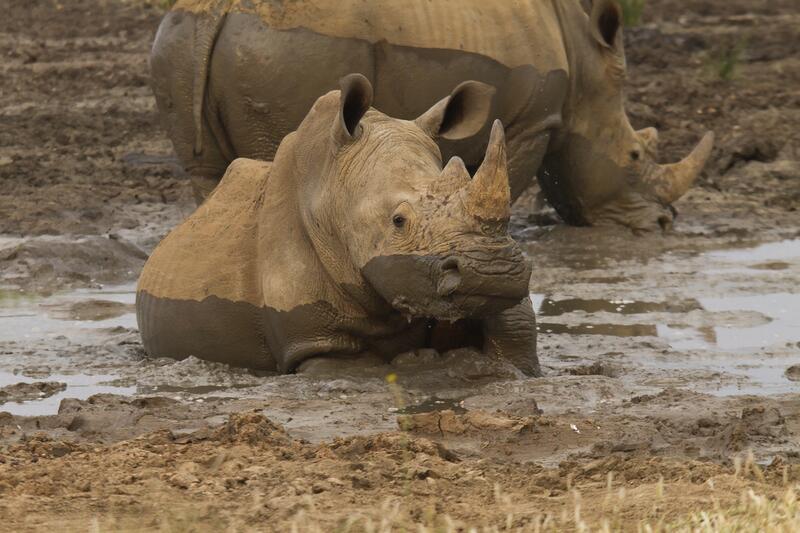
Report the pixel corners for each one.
[540,0,715,232]
[291,74,531,322]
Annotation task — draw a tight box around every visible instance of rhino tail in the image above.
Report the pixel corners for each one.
[191,1,231,156]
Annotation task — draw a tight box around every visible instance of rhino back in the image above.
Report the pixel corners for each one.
[136,159,274,368]
[204,5,568,180]
[176,0,567,70]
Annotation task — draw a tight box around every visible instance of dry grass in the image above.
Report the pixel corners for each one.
[281,486,800,532]
[68,451,800,532]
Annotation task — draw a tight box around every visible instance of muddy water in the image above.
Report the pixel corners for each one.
[0,371,136,416]
[531,238,800,397]
[0,284,137,342]
[0,284,137,415]
[0,238,798,433]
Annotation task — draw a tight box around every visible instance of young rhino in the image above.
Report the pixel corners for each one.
[136,75,539,376]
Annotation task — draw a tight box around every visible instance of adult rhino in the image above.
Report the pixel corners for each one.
[137,75,540,375]
[151,0,714,232]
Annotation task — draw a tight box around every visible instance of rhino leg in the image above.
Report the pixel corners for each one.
[150,10,233,203]
[483,298,540,376]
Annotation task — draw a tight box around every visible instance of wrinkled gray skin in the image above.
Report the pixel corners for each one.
[150,0,713,232]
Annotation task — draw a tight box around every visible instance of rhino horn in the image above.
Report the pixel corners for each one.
[650,131,715,204]
[465,120,511,221]
[441,156,471,183]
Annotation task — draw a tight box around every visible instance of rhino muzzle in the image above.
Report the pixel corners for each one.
[435,249,530,301]
[363,241,530,321]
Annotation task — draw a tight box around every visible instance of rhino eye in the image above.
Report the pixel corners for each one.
[630,149,641,161]
[392,214,406,229]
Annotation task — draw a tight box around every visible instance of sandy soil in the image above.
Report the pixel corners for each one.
[1,0,799,530]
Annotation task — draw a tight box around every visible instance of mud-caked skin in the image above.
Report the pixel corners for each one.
[150,0,714,232]
[137,76,539,375]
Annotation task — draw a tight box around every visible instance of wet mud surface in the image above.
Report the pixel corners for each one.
[1,0,799,530]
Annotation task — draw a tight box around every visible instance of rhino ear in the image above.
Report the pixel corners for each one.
[334,73,374,145]
[415,81,496,141]
[590,0,623,49]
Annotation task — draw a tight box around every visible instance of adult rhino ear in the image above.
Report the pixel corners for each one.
[333,73,374,145]
[590,0,623,50]
[415,81,496,141]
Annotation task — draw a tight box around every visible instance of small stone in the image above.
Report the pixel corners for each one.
[169,472,198,490]
[786,365,800,382]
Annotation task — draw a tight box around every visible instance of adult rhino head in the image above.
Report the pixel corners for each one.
[539,0,714,232]
[292,74,531,322]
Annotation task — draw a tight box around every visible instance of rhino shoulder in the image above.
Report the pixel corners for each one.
[207,157,272,204]
[137,158,268,305]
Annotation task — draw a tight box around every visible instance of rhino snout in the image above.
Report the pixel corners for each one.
[434,248,531,302]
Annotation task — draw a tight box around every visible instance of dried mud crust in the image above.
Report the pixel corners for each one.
[1,412,799,531]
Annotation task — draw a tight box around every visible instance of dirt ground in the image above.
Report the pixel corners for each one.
[1,0,799,530]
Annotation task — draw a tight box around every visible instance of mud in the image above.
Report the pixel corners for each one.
[0,381,66,404]
[1,0,800,530]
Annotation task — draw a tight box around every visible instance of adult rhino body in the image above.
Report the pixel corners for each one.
[137,76,539,375]
[151,0,713,231]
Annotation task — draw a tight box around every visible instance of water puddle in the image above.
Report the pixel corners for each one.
[538,322,659,337]
[0,283,137,343]
[706,239,800,263]
[655,293,800,351]
[701,239,800,275]
[537,298,703,316]
[139,383,258,395]
[532,239,800,396]
[0,370,136,417]
[0,284,140,415]
[399,397,467,415]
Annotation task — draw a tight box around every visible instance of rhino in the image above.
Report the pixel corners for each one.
[137,75,540,375]
[150,0,714,232]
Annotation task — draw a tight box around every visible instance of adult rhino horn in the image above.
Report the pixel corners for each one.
[465,120,511,221]
[650,132,715,204]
